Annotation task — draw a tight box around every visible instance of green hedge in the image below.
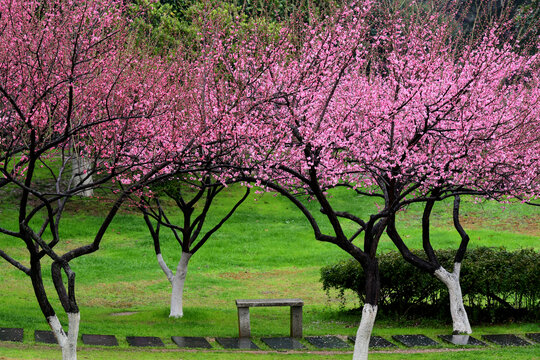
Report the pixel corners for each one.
[320,247,540,321]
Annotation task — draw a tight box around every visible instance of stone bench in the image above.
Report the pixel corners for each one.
[235,298,304,338]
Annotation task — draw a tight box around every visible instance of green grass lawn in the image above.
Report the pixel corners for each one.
[0,185,538,359]
[1,344,539,360]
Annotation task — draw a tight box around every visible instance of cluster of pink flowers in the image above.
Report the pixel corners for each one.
[226,2,540,203]
[1,0,537,202]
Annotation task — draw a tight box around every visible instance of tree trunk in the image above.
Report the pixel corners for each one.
[169,252,192,318]
[71,155,93,197]
[434,263,472,334]
[352,259,379,360]
[47,312,80,360]
[353,303,377,360]
[30,253,80,359]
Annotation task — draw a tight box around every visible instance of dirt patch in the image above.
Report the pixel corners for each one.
[82,279,166,308]
[454,214,540,237]
[109,311,138,316]
[218,268,299,280]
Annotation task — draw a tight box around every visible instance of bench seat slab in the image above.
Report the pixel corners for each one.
[236,299,304,307]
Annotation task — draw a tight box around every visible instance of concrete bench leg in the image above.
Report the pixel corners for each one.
[290,306,302,338]
[238,307,251,338]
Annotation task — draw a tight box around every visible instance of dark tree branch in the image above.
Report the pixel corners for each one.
[306,154,349,243]
[369,217,388,258]
[29,252,56,318]
[422,196,440,267]
[0,227,21,237]
[191,187,251,254]
[334,183,385,199]
[453,195,470,264]
[243,175,370,265]
[278,165,311,186]
[0,249,31,275]
[347,227,364,243]
[19,152,37,224]
[323,209,367,228]
[0,84,27,122]
[242,176,337,244]
[188,186,215,249]
[185,181,208,209]
[143,212,162,255]
[157,200,184,247]
[51,261,78,313]
[386,214,438,273]
[59,164,174,264]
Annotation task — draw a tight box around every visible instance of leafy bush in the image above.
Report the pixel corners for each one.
[320,247,540,321]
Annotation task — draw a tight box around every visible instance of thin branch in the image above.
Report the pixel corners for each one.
[242,176,337,244]
[0,249,31,275]
[0,227,21,237]
[333,210,367,228]
[142,210,174,283]
[156,200,184,246]
[386,214,437,273]
[189,185,216,247]
[191,187,251,254]
[453,195,470,264]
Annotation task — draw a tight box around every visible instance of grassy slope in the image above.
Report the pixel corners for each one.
[0,185,538,358]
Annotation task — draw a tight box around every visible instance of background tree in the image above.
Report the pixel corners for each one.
[127,2,291,319]
[137,174,250,318]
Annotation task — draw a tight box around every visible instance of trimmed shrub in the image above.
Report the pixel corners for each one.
[320,247,539,321]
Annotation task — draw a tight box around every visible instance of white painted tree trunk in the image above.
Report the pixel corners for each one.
[47,312,80,360]
[169,252,192,318]
[352,304,377,360]
[434,263,472,334]
[71,155,93,197]
[157,253,174,282]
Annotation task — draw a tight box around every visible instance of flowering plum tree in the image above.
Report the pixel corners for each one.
[226,4,391,359]
[127,6,292,319]
[226,1,539,358]
[0,1,184,359]
[344,9,540,335]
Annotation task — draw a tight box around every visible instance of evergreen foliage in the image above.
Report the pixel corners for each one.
[321,247,540,321]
